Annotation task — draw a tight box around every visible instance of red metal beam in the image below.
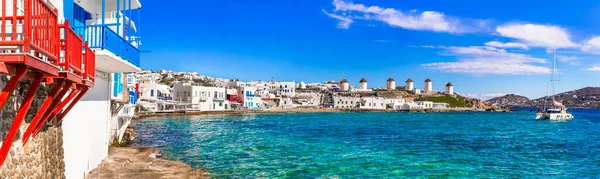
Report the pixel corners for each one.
[28,81,72,138]
[45,87,80,124]
[21,79,65,144]
[55,87,88,125]
[0,73,42,167]
[31,86,81,137]
[0,66,27,109]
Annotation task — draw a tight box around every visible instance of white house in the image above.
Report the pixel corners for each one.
[433,102,449,109]
[172,83,230,111]
[57,0,144,177]
[294,92,323,107]
[333,96,361,109]
[359,97,387,109]
[140,84,172,101]
[238,86,263,110]
[267,81,296,97]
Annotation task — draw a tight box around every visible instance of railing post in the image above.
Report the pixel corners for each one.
[23,0,30,52]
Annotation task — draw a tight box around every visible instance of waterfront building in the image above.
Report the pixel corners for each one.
[340,79,350,91]
[386,78,396,90]
[45,0,145,177]
[333,96,361,109]
[359,78,368,90]
[238,86,264,110]
[140,84,172,101]
[294,92,323,107]
[416,101,434,109]
[359,97,387,109]
[433,103,449,109]
[405,78,414,91]
[386,98,406,109]
[172,83,230,111]
[445,82,454,95]
[267,81,296,97]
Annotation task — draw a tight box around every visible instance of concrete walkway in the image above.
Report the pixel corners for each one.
[86,147,210,179]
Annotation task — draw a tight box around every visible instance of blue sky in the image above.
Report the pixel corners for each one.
[139,0,600,99]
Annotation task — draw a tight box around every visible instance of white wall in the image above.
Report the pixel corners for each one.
[62,71,111,179]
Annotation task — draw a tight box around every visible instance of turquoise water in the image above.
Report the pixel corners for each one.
[133,110,600,178]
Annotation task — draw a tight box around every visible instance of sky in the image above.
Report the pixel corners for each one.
[139,0,600,99]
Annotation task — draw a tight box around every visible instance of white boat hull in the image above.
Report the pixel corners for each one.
[536,113,573,121]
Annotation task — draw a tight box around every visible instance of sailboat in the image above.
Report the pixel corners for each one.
[535,47,574,121]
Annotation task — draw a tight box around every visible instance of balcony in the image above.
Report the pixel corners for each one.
[214,96,226,101]
[73,24,140,73]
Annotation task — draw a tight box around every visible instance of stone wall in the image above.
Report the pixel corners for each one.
[0,75,66,178]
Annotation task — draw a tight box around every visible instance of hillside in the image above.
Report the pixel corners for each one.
[416,95,472,108]
[527,87,600,108]
[487,87,600,108]
[487,94,530,107]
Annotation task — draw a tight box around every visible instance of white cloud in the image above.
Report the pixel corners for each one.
[556,55,581,65]
[464,93,507,100]
[327,0,488,33]
[421,45,436,48]
[322,9,353,29]
[583,66,600,72]
[484,41,528,49]
[422,46,550,75]
[580,37,600,53]
[496,23,578,48]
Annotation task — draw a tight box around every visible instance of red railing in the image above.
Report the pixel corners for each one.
[83,42,95,84]
[59,21,83,76]
[0,0,59,62]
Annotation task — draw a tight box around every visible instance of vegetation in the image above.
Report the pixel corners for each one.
[416,95,471,108]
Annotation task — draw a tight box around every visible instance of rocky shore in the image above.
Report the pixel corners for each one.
[86,147,210,179]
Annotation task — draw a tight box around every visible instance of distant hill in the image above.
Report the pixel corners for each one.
[528,87,600,108]
[487,94,530,107]
[487,87,600,108]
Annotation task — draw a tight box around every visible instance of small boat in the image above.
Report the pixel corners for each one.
[536,47,573,121]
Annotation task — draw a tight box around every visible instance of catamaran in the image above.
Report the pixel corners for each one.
[535,48,573,121]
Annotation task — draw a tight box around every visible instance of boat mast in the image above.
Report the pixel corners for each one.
[551,45,556,103]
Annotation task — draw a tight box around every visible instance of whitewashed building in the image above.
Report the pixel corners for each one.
[172,83,230,111]
[386,78,395,90]
[405,78,414,91]
[359,97,387,109]
[140,84,172,101]
[359,78,368,90]
[340,79,349,91]
[333,96,361,109]
[433,102,449,109]
[424,78,433,93]
[56,0,144,177]
[445,82,454,95]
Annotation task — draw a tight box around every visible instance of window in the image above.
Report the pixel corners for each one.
[285,85,288,88]
[150,90,154,97]
[112,73,123,97]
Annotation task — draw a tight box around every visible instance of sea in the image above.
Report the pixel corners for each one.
[133,109,600,178]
